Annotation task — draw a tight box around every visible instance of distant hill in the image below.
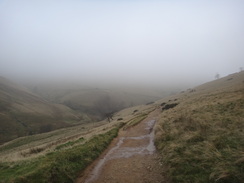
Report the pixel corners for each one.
[29,84,163,121]
[0,77,165,144]
[0,77,83,144]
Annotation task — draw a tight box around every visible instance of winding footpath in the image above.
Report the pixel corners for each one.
[76,109,167,183]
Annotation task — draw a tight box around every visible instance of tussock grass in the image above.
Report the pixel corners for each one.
[55,137,85,150]
[0,122,124,183]
[0,129,67,153]
[155,90,244,183]
[20,147,46,157]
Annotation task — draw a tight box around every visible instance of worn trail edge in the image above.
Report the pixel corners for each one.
[76,109,167,183]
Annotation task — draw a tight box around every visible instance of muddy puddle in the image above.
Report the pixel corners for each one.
[84,120,156,183]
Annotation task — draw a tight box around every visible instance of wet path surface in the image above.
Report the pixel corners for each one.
[77,110,166,183]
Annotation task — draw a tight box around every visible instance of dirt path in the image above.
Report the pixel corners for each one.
[76,109,167,183]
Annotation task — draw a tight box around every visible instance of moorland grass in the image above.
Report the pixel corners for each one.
[155,91,244,183]
[0,122,124,183]
[0,128,68,153]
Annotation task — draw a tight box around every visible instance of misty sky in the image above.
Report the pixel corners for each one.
[0,0,244,87]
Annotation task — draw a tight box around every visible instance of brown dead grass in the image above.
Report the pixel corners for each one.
[155,72,244,183]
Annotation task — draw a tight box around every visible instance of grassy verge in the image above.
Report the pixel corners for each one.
[155,92,244,183]
[123,113,148,130]
[0,122,124,183]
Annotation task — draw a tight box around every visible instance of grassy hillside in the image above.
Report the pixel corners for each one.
[155,71,244,183]
[0,103,154,182]
[0,124,122,183]
[0,77,85,144]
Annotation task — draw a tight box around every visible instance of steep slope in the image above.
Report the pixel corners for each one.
[0,77,82,144]
[155,71,244,183]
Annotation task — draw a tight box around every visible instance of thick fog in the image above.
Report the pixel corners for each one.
[0,0,243,88]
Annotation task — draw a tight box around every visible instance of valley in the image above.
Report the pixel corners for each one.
[0,77,165,144]
[0,71,243,183]
[1,1,243,182]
